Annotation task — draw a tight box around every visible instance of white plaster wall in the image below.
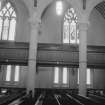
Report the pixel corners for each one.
[36,67,53,88]
[13,0,30,42]
[87,8,105,46]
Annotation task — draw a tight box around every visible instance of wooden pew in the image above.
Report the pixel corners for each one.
[71,94,101,105]
[54,93,84,105]
[8,94,28,105]
[0,90,26,105]
[34,92,45,105]
[66,94,84,105]
[88,94,105,105]
[42,94,58,105]
[34,88,43,103]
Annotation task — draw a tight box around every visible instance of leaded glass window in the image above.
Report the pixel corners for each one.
[0,2,16,41]
[63,8,79,44]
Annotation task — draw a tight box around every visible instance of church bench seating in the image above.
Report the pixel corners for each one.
[66,94,84,105]
[34,92,45,105]
[0,90,26,105]
[19,94,36,105]
[88,94,105,105]
[42,94,58,105]
[71,94,101,105]
[60,94,84,105]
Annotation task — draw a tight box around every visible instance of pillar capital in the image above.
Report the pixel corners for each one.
[79,21,89,31]
[28,12,41,29]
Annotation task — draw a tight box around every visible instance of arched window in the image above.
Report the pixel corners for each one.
[0,2,19,85]
[0,2,16,41]
[63,8,79,44]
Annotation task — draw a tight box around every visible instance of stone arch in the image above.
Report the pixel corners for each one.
[7,0,30,42]
[34,0,81,44]
[11,0,30,18]
[37,0,81,21]
[87,0,103,20]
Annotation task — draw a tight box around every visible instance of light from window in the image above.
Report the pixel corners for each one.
[63,8,79,44]
[56,0,63,15]
[54,67,59,84]
[87,68,91,85]
[9,18,16,40]
[14,66,20,82]
[6,65,11,81]
[62,67,67,84]
[70,20,76,44]
[0,2,16,41]
[2,18,9,40]
[63,21,69,43]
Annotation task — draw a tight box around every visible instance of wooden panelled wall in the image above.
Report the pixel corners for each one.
[0,41,105,68]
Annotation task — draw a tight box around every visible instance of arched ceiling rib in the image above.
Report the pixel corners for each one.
[95,1,105,19]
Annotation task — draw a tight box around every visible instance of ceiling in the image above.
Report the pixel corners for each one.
[95,1,105,19]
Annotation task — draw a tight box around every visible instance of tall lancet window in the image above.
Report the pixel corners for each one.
[0,2,16,41]
[63,8,79,44]
[6,65,11,81]
[14,66,20,82]
[62,67,67,84]
[54,67,59,84]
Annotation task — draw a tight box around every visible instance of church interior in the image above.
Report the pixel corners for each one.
[0,0,105,105]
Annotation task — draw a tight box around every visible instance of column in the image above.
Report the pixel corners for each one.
[26,12,40,97]
[79,22,89,96]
